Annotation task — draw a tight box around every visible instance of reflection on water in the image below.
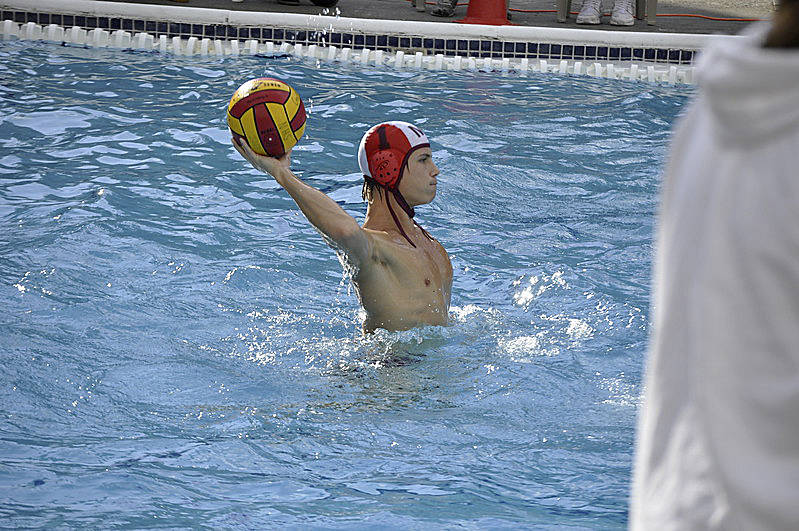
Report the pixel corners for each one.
[0,40,691,528]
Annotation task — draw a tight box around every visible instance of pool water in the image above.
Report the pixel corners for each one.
[0,41,690,528]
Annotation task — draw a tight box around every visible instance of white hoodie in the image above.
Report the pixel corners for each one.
[631,22,799,531]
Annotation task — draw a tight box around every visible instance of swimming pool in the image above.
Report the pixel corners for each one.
[0,40,690,528]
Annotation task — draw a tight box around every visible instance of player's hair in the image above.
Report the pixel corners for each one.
[362,176,384,202]
[765,0,799,48]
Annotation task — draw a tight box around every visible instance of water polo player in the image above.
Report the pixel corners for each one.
[232,120,452,333]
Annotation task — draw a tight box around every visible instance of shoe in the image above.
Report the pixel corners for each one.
[610,0,635,25]
[576,0,602,24]
[430,0,457,16]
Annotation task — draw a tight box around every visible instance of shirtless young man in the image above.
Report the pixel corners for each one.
[233,121,452,333]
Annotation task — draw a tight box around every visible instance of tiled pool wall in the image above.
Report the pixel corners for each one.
[5,7,698,65]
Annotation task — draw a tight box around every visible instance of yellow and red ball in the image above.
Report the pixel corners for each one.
[227,77,306,157]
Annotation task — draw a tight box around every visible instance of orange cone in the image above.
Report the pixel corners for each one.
[456,0,511,25]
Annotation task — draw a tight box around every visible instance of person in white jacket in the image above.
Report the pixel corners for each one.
[631,1,799,529]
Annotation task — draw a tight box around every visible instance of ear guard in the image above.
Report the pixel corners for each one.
[370,149,403,188]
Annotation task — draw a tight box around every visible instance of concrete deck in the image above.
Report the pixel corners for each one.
[97,0,774,35]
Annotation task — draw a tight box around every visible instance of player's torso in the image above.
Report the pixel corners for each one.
[355,230,452,332]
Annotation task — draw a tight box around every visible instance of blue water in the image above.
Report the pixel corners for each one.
[0,41,690,528]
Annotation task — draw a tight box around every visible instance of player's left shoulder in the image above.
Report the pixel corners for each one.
[428,235,449,257]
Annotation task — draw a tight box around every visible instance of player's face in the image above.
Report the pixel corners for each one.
[399,148,439,206]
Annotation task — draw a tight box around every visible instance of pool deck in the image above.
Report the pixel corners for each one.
[97,0,773,35]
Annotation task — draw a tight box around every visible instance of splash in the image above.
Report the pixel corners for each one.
[512,270,569,309]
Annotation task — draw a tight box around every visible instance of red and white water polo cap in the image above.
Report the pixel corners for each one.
[358,121,430,189]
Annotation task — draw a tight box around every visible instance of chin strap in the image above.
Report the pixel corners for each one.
[366,177,432,248]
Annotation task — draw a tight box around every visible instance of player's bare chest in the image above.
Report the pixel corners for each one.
[400,239,451,286]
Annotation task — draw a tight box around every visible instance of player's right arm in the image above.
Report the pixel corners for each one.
[233,138,372,265]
